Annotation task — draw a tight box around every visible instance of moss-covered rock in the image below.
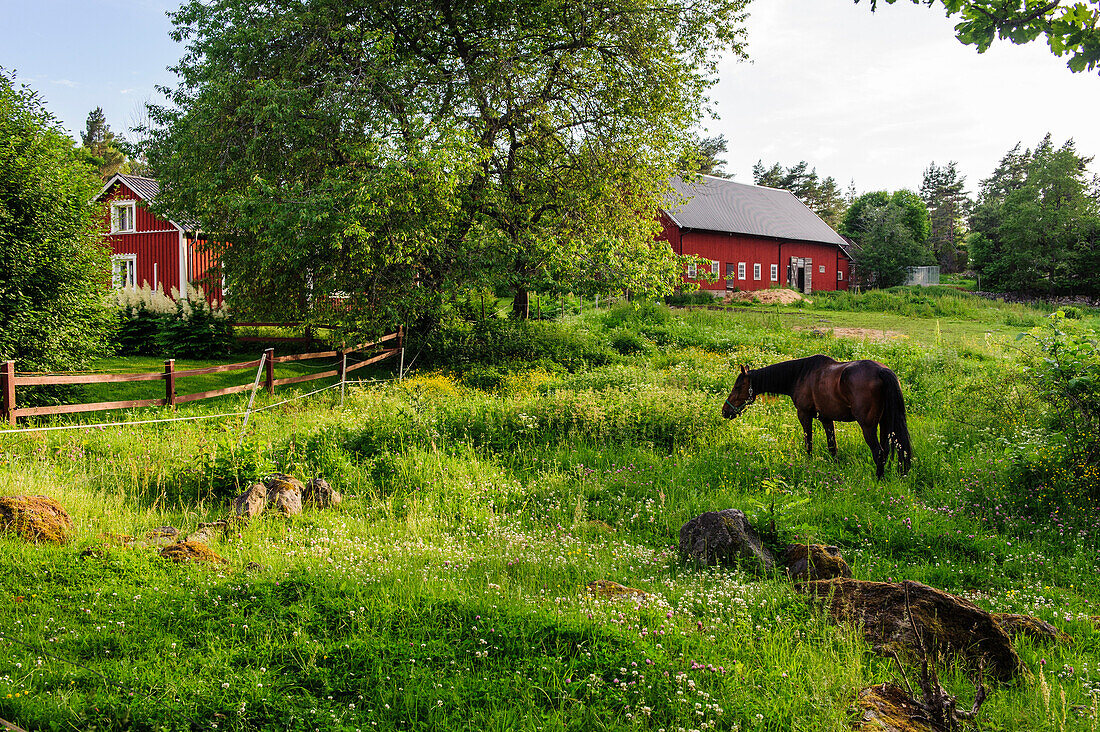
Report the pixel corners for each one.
[783,543,851,580]
[160,540,228,564]
[0,495,74,544]
[856,683,944,731]
[586,579,651,599]
[993,613,1071,646]
[264,473,303,516]
[798,578,1023,682]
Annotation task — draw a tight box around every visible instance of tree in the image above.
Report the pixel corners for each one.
[80,107,128,179]
[920,161,970,272]
[969,135,1100,294]
[841,189,931,247]
[752,160,848,230]
[145,0,749,328]
[858,0,1100,74]
[0,70,115,379]
[679,133,732,178]
[849,202,931,288]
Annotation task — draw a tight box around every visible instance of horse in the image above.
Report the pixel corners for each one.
[722,355,912,479]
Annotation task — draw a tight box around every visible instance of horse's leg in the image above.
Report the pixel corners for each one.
[860,421,885,479]
[798,409,814,455]
[821,419,838,458]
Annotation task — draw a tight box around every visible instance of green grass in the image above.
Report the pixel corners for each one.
[2,300,1099,730]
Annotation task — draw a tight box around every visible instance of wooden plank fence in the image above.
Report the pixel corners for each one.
[0,328,403,426]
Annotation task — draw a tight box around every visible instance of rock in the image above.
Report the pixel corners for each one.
[232,483,267,517]
[0,495,74,544]
[244,561,269,573]
[160,541,228,564]
[855,683,943,732]
[146,526,180,546]
[678,509,774,572]
[302,477,341,509]
[798,579,1023,682]
[185,518,246,544]
[264,473,304,516]
[994,613,1071,645]
[586,580,651,599]
[80,532,135,557]
[783,543,851,580]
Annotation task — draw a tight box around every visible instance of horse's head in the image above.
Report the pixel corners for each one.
[722,365,755,419]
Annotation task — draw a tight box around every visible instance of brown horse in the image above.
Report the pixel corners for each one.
[722,355,912,479]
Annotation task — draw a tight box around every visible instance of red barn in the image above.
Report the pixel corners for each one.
[660,175,851,294]
[96,174,222,301]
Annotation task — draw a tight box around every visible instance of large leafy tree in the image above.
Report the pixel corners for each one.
[679,133,732,178]
[859,0,1100,74]
[146,0,748,328]
[920,161,970,273]
[841,189,931,246]
[848,202,932,288]
[752,160,848,230]
[0,71,115,377]
[969,134,1100,294]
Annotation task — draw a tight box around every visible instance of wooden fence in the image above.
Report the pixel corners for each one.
[0,328,403,426]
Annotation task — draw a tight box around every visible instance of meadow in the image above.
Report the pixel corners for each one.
[1,289,1099,731]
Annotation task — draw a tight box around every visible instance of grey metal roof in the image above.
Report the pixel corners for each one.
[664,175,847,248]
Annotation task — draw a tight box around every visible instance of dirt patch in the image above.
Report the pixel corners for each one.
[724,288,806,305]
[794,326,907,342]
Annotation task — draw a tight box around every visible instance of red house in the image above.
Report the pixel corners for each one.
[661,175,851,294]
[96,174,222,301]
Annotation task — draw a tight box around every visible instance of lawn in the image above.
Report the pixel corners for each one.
[1,291,1098,731]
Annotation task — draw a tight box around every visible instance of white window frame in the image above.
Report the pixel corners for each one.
[753,263,762,281]
[737,262,746,280]
[838,270,844,281]
[770,263,779,281]
[686,261,697,279]
[110,200,137,233]
[819,265,826,274]
[710,260,720,276]
[112,254,137,289]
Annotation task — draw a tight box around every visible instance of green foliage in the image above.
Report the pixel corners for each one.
[810,286,982,318]
[860,0,1100,75]
[969,135,1100,295]
[847,201,933,288]
[0,70,115,383]
[920,161,970,272]
[146,0,750,332]
[79,106,128,179]
[155,288,234,360]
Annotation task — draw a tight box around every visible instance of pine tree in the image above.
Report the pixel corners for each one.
[80,107,127,178]
[920,161,970,272]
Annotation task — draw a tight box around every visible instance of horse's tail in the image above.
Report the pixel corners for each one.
[880,367,913,475]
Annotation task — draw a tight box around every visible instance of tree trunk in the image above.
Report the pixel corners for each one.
[511,286,529,319]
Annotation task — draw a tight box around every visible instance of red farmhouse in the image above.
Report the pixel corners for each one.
[96,174,221,300]
[661,175,851,294]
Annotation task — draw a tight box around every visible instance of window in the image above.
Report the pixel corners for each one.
[710,260,720,276]
[838,270,844,281]
[737,262,746,280]
[111,201,136,233]
[819,265,826,274]
[753,263,761,280]
[686,261,697,278]
[770,264,778,281]
[111,254,136,289]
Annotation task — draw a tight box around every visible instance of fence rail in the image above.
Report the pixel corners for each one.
[0,328,403,426]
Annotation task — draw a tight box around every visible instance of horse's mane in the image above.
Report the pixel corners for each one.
[751,355,835,395]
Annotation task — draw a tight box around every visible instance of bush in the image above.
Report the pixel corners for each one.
[155,286,234,359]
[113,283,176,355]
[609,328,650,355]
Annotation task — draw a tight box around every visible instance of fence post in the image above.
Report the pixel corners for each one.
[264,348,275,395]
[338,350,347,409]
[397,326,405,382]
[2,361,15,426]
[164,359,176,408]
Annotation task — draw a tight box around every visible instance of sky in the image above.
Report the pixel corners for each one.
[2,0,1098,196]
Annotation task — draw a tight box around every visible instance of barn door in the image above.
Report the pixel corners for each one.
[803,258,812,293]
[788,257,798,288]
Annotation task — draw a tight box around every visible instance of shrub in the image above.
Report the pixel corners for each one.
[155,286,234,359]
[112,283,176,355]
[609,328,650,355]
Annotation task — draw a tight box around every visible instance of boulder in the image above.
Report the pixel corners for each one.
[993,613,1071,646]
[855,683,943,732]
[160,540,228,564]
[302,477,341,509]
[798,579,1023,682]
[264,473,303,516]
[0,495,74,544]
[783,543,851,580]
[678,509,774,572]
[586,580,651,600]
[146,526,180,546]
[233,483,268,518]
